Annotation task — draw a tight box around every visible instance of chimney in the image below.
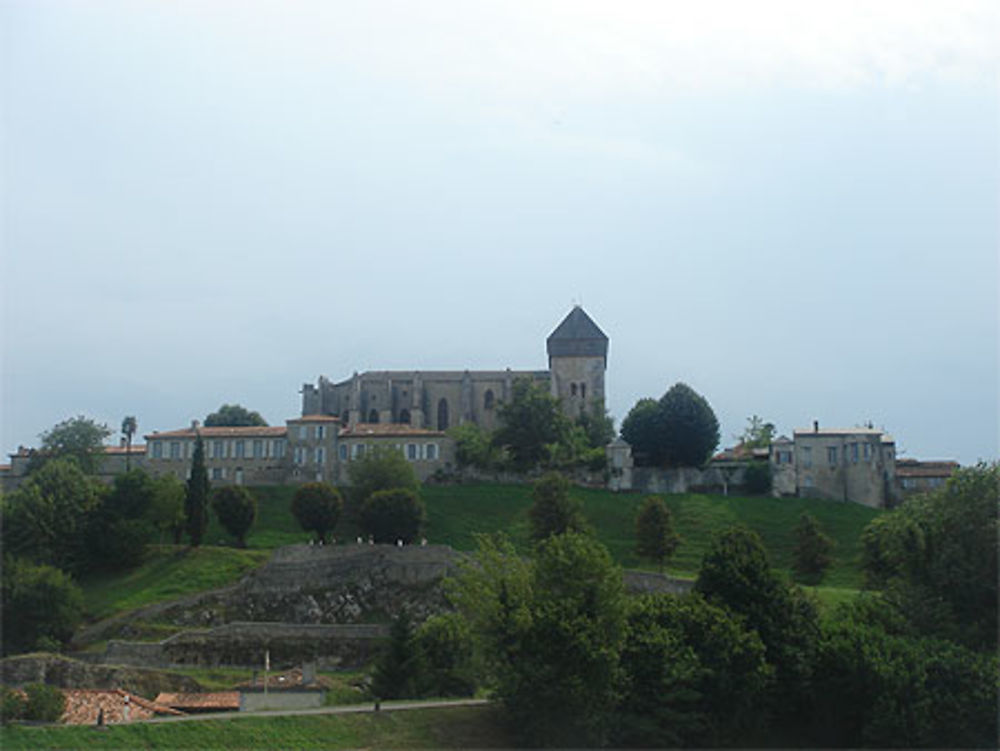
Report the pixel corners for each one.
[191,419,200,430]
[813,420,819,433]
[120,437,126,447]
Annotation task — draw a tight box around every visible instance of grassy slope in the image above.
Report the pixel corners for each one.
[0,705,511,750]
[80,482,880,620]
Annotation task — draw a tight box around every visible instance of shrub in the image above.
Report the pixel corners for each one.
[348,448,418,505]
[361,488,425,544]
[1,687,26,725]
[635,496,680,571]
[211,485,257,547]
[290,482,342,543]
[792,513,835,584]
[528,471,585,542]
[744,461,772,494]
[1,559,83,656]
[22,683,65,723]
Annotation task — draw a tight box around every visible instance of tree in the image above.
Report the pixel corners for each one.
[121,415,138,471]
[792,513,835,584]
[347,447,418,504]
[744,460,773,494]
[493,377,570,469]
[1,687,27,724]
[576,403,615,449]
[31,415,112,475]
[658,382,720,467]
[1,458,104,574]
[635,496,680,572]
[739,414,776,449]
[620,398,664,466]
[147,474,186,544]
[621,384,720,468]
[695,526,820,720]
[414,612,478,697]
[204,404,268,427]
[184,435,210,547]
[860,462,998,651]
[211,486,257,547]
[361,488,425,544]
[87,471,157,569]
[528,471,585,542]
[449,423,505,470]
[291,482,343,543]
[371,610,425,700]
[1,558,84,655]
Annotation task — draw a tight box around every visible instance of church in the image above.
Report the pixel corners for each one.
[299,305,609,431]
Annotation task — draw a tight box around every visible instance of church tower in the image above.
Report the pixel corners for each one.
[546,306,608,418]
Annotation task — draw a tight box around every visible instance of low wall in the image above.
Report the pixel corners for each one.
[630,466,749,495]
[240,689,326,712]
[623,570,694,596]
[102,622,390,670]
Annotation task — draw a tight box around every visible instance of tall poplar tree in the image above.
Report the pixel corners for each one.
[184,434,210,547]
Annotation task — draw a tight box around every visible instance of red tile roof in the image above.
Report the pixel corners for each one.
[154,691,240,711]
[288,414,341,423]
[103,444,147,454]
[62,689,184,725]
[339,423,446,438]
[145,426,287,440]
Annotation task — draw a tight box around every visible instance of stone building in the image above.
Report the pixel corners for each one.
[299,305,609,430]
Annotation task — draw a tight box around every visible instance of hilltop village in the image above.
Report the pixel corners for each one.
[1,307,957,506]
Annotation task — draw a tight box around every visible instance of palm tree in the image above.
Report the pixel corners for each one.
[121,415,138,471]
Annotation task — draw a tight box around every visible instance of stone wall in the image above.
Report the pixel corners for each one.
[623,570,694,596]
[240,688,326,711]
[630,465,749,495]
[0,654,201,696]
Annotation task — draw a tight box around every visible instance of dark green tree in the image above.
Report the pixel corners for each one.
[184,435,210,547]
[792,512,835,584]
[121,415,138,471]
[860,462,998,650]
[372,610,425,700]
[493,378,570,469]
[361,488,425,544]
[1,558,84,655]
[211,485,257,547]
[22,684,66,722]
[528,471,585,542]
[658,382,720,467]
[147,473,186,544]
[635,496,680,572]
[30,415,112,475]
[414,612,477,697]
[1,458,104,573]
[290,482,343,543]
[204,403,268,427]
[744,460,773,494]
[619,398,663,466]
[86,470,155,568]
[449,423,505,470]
[347,447,418,505]
[576,403,615,449]
[695,526,819,722]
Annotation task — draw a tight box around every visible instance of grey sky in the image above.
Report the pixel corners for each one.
[2,1,997,465]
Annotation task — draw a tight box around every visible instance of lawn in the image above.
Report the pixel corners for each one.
[0,704,511,750]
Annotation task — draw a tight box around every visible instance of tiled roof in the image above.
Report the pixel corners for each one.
[104,444,146,454]
[794,427,886,437]
[62,689,184,725]
[288,414,341,423]
[154,691,240,710]
[546,306,609,359]
[145,426,287,440]
[339,423,446,438]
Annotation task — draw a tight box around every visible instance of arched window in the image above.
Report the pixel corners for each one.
[341,410,349,425]
[571,383,578,397]
[398,408,411,424]
[368,409,379,423]
[437,398,449,431]
[580,383,587,400]
[484,390,495,410]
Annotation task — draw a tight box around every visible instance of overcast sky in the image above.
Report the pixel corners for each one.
[2,1,997,466]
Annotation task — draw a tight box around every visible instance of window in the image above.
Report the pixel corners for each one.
[580,383,587,399]
[211,467,223,480]
[170,442,180,460]
[399,409,411,424]
[294,447,305,465]
[828,446,838,466]
[341,410,349,424]
[353,444,366,459]
[407,443,417,460]
[426,443,438,460]
[339,444,348,461]
[235,468,244,485]
[273,439,286,459]
[315,447,325,465]
[213,441,224,459]
[804,475,814,488]
[253,440,263,459]
[298,426,308,440]
[801,446,812,468]
[851,443,859,463]
[571,383,578,397]
[437,398,449,430]
[152,442,163,459]
[863,443,871,461]
[235,440,245,459]
[484,390,495,410]
[317,425,325,440]
[368,409,379,423]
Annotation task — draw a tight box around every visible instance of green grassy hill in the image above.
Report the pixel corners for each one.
[80,482,881,620]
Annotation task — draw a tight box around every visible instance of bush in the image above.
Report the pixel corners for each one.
[1,687,26,725]
[361,488,425,544]
[1,558,83,656]
[290,482,343,543]
[528,472,585,542]
[744,461,772,494]
[792,513,835,584]
[22,683,65,723]
[414,612,477,697]
[348,448,418,505]
[211,485,257,547]
[635,496,680,571]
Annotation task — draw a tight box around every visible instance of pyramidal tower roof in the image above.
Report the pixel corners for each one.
[546,306,609,362]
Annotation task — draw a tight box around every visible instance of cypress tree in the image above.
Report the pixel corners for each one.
[185,434,210,546]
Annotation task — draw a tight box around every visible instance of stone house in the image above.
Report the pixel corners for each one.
[895,459,959,497]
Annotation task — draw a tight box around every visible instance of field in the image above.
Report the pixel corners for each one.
[79,482,882,620]
[0,704,511,750]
